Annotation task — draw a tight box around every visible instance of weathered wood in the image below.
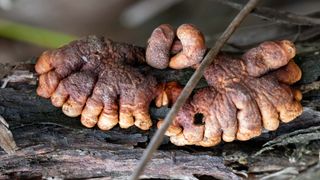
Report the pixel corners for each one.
[0,122,239,179]
[0,50,319,179]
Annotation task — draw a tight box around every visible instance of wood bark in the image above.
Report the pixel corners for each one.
[0,50,319,179]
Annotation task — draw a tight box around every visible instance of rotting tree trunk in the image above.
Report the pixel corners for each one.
[0,49,320,179]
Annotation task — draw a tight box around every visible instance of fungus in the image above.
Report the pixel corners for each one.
[35,24,303,147]
[36,36,162,130]
[158,40,303,146]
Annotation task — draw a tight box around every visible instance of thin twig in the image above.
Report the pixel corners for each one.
[214,0,320,26]
[129,0,261,179]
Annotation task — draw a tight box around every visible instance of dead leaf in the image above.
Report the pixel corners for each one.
[0,115,17,154]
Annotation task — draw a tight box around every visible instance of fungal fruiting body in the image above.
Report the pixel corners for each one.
[35,24,303,147]
[148,24,303,146]
[35,36,164,130]
[146,24,206,69]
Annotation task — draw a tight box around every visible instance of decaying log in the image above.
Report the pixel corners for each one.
[0,49,319,179]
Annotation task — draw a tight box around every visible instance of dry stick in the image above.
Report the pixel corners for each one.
[214,0,320,26]
[129,0,261,179]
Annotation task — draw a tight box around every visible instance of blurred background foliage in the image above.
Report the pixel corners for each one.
[0,0,319,63]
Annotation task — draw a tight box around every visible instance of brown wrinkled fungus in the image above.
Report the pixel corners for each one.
[146,24,175,69]
[169,24,206,69]
[35,24,303,147]
[146,24,206,69]
[161,40,303,147]
[36,36,163,131]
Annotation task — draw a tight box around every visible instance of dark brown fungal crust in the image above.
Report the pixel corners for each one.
[36,35,160,130]
[161,41,303,147]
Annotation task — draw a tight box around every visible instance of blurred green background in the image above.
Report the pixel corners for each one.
[0,0,319,63]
